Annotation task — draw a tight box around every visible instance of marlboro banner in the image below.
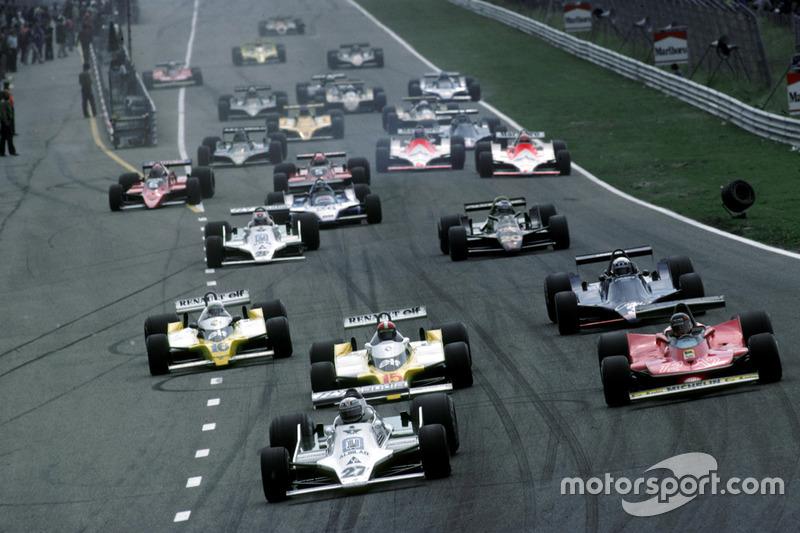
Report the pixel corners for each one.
[653,29,689,66]
[787,73,800,115]
[564,4,592,33]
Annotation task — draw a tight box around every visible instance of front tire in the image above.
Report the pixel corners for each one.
[749,332,782,383]
[266,316,292,358]
[365,194,382,224]
[544,272,572,323]
[419,425,451,479]
[146,334,171,376]
[260,447,290,503]
[294,213,320,251]
[601,356,631,407]
[555,291,579,335]
[205,235,225,268]
[412,393,459,455]
[444,342,472,389]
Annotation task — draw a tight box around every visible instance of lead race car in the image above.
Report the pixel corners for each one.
[408,71,481,102]
[217,85,289,121]
[309,306,473,407]
[544,246,707,335]
[327,42,384,69]
[267,104,344,142]
[375,126,465,172]
[108,159,214,211]
[475,130,571,177]
[260,389,458,502]
[142,61,202,89]
[143,289,292,375]
[598,300,782,406]
[438,196,569,261]
[203,204,319,268]
[196,127,284,167]
[258,16,305,36]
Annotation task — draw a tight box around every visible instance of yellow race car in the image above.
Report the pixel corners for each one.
[144,290,292,375]
[232,40,286,65]
[309,306,473,406]
[266,104,344,142]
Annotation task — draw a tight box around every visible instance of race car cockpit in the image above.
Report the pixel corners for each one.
[309,180,336,206]
[197,301,234,340]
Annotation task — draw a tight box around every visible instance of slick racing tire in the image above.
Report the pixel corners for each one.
[309,339,339,364]
[474,141,491,169]
[260,447,291,503]
[381,105,393,130]
[601,356,632,407]
[552,140,567,155]
[270,132,288,160]
[273,162,296,178]
[549,215,570,250]
[266,316,293,358]
[478,150,494,178]
[532,203,557,226]
[419,424,451,479]
[408,81,422,97]
[310,361,337,392]
[468,80,481,101]
[450,136,465,170]
[118,172,140,190]
[146,334,171,376]
[142,71,154,90]
[197,145,210,167]
[386,112,399,134]
[268,140,283,164]
[347,156,371,184]
[350,166,368,185]
[437,321,471,352]
[374,48,384,67]
[295,82,309,104]
[354,184,371,202]
[721,179,755,213]
[205,235,225,268]
[253,299,287,321]
[412,393,459,455]
[192,167,215,199]
[665,256,695,289]
[748,332,782,383]
[438,213,462,255]
[276,44,287,63]
[448,226,469,261]
[273,173,289,193]
[373,89,387,111]
[217,95,231,121]
[293,213,320,251]
[375,147,390,173]
[365,194,382,224]
[737,310,774,343]
[327,50,338,70]
[597,331,630,367]
[274,91,289,112]
[269,413,314,452]
[555,291,580,335]
[332,116,345,139]
[444,342,473,390]
[185,177,202,205]
[678,272,704,299]
[108,184,123,211]
[266,191,285,205]
[191,67,202,86]
[202,136,221,152]
[144,313,180,339]
[204,221,232,239]
[544,273,572,323]
[232,47,243,66]
[556,150,571,175]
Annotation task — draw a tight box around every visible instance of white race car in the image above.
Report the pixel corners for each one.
[375,126,465,172]
[260,390,458,502]
[475,130,571,177]
[408,71,480,102]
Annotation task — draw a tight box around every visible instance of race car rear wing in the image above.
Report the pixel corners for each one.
[435,109,479,117]
[423,71,460,77]
[575,245,653,266]
[311,73,346,82]
[343,306,428,329]
[175,289,251,313]
[464,197,526,212]
[495,131,545,139]
[142,158,192,171]
[331,80,365,87]
[234,85,270,92]
[285,103,324,111]
[296,152,347,160]
[230,204,291,217]
[633,296,726,322]
[396,127,441,136]
[311,381,451,408]
[155,61,184,67]
[222,126,266,134]
[340,42,371,48]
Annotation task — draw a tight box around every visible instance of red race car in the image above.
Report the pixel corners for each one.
[109,159,215,211]
[142,61,202,90]
[598,299,782,407]
[271,152,371,192]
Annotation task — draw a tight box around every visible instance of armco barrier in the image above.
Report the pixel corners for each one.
[449,0,800,146]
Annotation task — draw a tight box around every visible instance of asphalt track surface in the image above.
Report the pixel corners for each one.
[1,1,798,531]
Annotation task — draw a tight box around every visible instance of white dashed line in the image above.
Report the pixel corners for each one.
[202,423,216,431]
[205,268,215,274]
[206,280,217,287]
[198,216,207,222]
[207,398,220,407]
[210,377,223,385]
[195,449,210,458]
[186,476,202,488]
[174,511,191,522]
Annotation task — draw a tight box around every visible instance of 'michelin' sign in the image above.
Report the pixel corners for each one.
[653,29,689,66]
[564,4,592,32]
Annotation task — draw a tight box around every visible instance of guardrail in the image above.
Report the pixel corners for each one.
[449,0,800,146]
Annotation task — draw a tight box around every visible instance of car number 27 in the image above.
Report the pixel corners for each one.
[341,465,366,478]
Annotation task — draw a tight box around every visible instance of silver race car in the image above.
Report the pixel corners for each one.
[375,126,465,172]
[260,390,458,502]
[438,196,570,261]
[436,109,503,149]
[317,79,387,113]
[381,97,458,134]
[408,71,480,102]
[197,127,284,167]
[327,42,384,69]
[203,204,319,268]
[217,85,289,121]
[258,16,305,36]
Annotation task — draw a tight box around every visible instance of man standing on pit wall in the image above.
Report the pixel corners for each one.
[0,90,18,156]
[79,63,96,118]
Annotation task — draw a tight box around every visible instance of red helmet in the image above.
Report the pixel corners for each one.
[377,320,397,342]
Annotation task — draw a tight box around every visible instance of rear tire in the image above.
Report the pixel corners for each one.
[310,361,337,392]
[556,148,571,175]
[665,256,695,289]
[269,413,314,452]
[412,393,459,454]
[204,221,231,239]
[738,310,774,343]
[678,272,704,299]
[268,140,283,164]
[144,313,179,339]
[450,138,465,170]
[309,340,338,364]
[438,213,462,255]
[266,191,285,205]
[597,331,629,367]
[544,272,572,323]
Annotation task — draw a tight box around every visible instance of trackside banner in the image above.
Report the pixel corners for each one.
[653,30,689,66]
[787,73,800,115]
[563,4,591,33]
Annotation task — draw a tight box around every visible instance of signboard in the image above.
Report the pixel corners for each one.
[653,29,689,66]
[787,73,800,115]
[564,4,592,33]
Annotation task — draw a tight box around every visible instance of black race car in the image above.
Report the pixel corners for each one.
[544,246,706,335]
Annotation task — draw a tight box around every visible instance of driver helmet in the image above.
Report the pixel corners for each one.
[251,207,272,226]
[205,301,227,318]
[246,87,257,97]
[611,257,633,276]
[339,395,366,424]
[669,312,692,337]
[377,320,397,342]
[494,199,513,217]
[413,126,426,139]
[417,99,431,110]
[517,130,533,144]
[310,153,328,167]
[232,128,248,143]
[149,164,167,179]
